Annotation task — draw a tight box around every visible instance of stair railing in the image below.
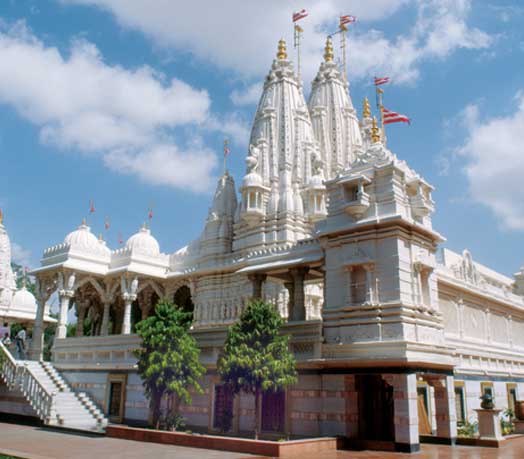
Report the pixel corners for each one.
[18,363,55,423]
[0,341,18,390]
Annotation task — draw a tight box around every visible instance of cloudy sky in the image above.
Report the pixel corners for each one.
[0,0,523,276]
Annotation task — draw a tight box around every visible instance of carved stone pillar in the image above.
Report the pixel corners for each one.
[57,290,74,339]
[249,274,267,300]
[429,376,457,442]
[290,267,309,322]
[121,276,138,335]
[76,301,88,337]
[100,301,112,336]
[29,297,46,361]
[284,280,294,320]
[121,297,134,335]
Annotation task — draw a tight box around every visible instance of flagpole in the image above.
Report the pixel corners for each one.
[294,24,303,82]
[376,86,386,146]
[340,23,347,81]
[223,138,229,174]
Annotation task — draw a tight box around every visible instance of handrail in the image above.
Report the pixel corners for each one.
[18,363,54,421]
[0,341,18,389]
[0,342,54,422]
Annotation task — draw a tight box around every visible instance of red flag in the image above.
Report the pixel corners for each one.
[382,107,411,125]
[223,141,230,157]
[104,217,110,231]
[340,15,357,26]
[118,232,124,245]
[293,9,308,22]
[89,199,96,214]
[374,76,390,86]
[148,207,154,220]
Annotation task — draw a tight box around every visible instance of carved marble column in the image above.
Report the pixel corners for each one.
[57,290,74,339]
[429,375,457,442]
[122,297,134,335]
[100,300,112,336]
[121,276,138,335]
[364,264,375,304]
[284,280,294,320]
[76,301,88,337]
[29,277,55,361]
[290,267,309,321]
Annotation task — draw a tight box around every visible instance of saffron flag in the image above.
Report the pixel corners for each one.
[89,199,96,214]
[104,217,110,230]
[148,207,154,220]
[374,76,390,86]
[340,15,357,26]
[118,232,124,245]
[224,140,230,157]
[293,9,308,22]
[382,107,411,125]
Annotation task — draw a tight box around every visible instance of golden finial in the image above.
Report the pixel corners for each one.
[0,209,3,225]
[324,36,334,62]
[277,39,287,60]
[363,97,371,118]
[371,117,381,143]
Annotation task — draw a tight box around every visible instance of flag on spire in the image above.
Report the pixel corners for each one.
[148,207,154,220]
[382,107,411,125]
[118,232,124,245]
[104,216,110,231]
[293,9,308,22]
[89,199,96,214]
[374,76,390,86]
[340,15,357,26]
[223,138,230,157]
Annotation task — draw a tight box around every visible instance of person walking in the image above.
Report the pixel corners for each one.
[1,332,11,347]
[15,326,27,360]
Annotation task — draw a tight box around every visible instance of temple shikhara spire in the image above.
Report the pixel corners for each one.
[1,19,523,452]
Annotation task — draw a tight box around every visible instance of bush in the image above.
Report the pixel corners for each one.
[457,420,478,438]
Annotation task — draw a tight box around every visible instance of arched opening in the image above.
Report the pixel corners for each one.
[174,285,194,320]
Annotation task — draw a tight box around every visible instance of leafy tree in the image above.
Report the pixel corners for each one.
[217,300,297,439]
[135,300,205,429]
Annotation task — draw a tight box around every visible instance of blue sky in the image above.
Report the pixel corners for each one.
[0,0,523,277]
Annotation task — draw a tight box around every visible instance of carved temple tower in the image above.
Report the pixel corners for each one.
[233,39,321,251]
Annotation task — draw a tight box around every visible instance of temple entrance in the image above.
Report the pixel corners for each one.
[261,391,285,433]
[173,286,194,320]
[356,374,394,443]
[213,384,234,432]
[417,385,432,435]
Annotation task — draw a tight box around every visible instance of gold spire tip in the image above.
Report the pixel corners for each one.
[363,97,371,118]
[371,117,381,143]
[0,209,3,225]
[277,38,287,60]
[324,36,334,62]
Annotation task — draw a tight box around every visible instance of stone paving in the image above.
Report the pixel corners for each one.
[1,423,524,459]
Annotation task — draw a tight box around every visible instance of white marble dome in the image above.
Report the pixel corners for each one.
[65,221,99,249]
[10,285,37,315]
[126,225,160,256]
[242,171,263,188]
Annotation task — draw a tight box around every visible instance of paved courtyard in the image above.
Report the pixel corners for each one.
[1,423,524,459]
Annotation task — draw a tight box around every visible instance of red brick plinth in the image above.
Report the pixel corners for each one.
[106,425,340,457]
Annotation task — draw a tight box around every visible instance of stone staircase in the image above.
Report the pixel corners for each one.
[0,342,107,433]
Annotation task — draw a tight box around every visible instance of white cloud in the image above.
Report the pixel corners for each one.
[0,21,222,191]
[11,242,32,268]
[60,0,491,86]
[231,83,262,107]
[458,92,524,230]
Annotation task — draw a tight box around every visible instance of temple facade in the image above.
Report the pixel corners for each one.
[4,38,523,451]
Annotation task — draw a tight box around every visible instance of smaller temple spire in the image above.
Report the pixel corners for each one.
[363,97,371,119]
[371,117,381,143]
[324,36,334,62]
[277,38,287,60]
[0,208,3,225]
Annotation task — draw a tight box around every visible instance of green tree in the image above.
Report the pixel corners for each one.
[217,300,297,439]
[135,300,205,429]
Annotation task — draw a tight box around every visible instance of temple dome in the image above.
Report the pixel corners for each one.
[242,171,263,188]
[10,285,37,315]
[65,221,99,250]
[126,225,160,256]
